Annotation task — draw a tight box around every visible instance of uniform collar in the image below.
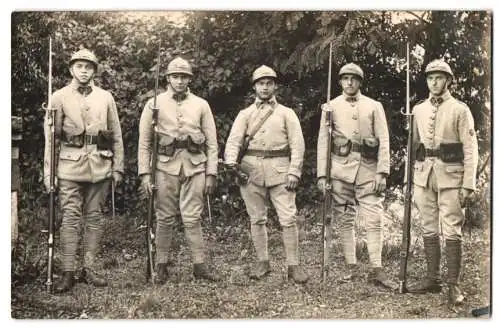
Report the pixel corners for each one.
[166,86,190,102]
[255,96,277,109]
[343,91,361,103]
[70,79,94,90]
[428,90,451,106]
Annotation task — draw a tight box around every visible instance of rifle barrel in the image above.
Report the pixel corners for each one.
[322,41,334,282]
[398,42,414,293]
[46,36,55,293]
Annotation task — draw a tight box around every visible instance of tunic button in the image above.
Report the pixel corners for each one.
[353,130,359,135]
[432,108,438,113]
[352,114,358,120]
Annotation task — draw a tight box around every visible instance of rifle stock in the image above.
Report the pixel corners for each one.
[398,42,414,293]
[322,41,334,282]
[146,41,162,283]
[44,37,56,293]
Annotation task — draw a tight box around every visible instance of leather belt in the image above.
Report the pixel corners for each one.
[245,148,290,158]
[173,139,188,149]
[351,142,361,153]
[425,148,440,157]
[85,134,98,145]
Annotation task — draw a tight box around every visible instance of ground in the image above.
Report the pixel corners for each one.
[11,208,491,319]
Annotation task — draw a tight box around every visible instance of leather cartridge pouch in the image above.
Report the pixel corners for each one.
[187,133,206,154]
[439,143,464,163]
[157,133,175,156]
[361,138,379,160]
[97,130,114,151]
[332,135,352,157]
[415,143,425,161]
[63,132,84,148]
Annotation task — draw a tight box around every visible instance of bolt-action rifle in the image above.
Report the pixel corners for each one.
[321,41,334,282]
[145,41,162,283]
[398,42,414,293]
[42,37,56,293]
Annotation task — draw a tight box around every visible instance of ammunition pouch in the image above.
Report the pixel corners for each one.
[331,136,352,157]
[187,135,205,154]
[62,133,84,148]
[439,143,464,163]
[97,130,114,151]
[415,143,464,163]
[157,133,206,156]
[416,143,426,161]
[157,133,176,156]
[361,138,379,160]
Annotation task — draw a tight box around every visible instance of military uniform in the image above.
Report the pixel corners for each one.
[43,49,124,292]
[138,57,219,282]
[224,65,308,283]
[317,63,395,288]
[409,60,478,305]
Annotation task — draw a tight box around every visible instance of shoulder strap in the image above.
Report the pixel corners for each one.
[246,106,274,141]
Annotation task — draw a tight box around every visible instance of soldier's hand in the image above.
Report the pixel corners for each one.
[204,175,217,195]
[459,188,473,207]
[44,176,58,193]
[141,174,153,195]
[374,174,387,195]
[317,177,326,194]
[286,174,299,191]
[112,171,123,185]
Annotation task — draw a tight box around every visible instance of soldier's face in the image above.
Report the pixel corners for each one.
[168,74,191,93]
[70,60,96,85]
[253,78,276,100]
[340,74,361,95]
[426,72,450,96]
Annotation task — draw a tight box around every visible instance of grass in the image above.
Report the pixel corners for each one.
[11,203,491,319]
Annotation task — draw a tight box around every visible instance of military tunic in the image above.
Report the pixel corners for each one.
[317,92,389,268]
[43,79,124,271]
[225,96,305,265]
[412,90,478,240]
[138,87,218,264]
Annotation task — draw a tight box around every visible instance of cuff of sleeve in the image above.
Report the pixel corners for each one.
[288,169,302,179]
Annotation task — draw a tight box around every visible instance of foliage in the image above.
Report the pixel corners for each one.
[12,10,491,225]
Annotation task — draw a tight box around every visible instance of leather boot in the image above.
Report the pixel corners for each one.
[409,236,442,293]
[446,239,465,306]
[249,260,271,280]
[368,267,398,291]
[340,263,360,282]
[193,263,221,282]
[288,265,309,284]
[155,263,169,285]
[55,271,75,293]
[81,268,108,287]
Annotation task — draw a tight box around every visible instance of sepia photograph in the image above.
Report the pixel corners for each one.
[10,9,491,320]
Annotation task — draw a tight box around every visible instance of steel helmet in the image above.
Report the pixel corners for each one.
[339,63,364,80]
[166,57,193,76]
[425,59,454,78]
[69,49,98,68]
[252,65,278,84]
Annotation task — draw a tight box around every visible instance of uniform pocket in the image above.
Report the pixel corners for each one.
[190,153,208,165]
[158,154,172,163]
[446,165,465,173]
[59,151,81,161]
[332,154,349,165]
[98,150,114,159]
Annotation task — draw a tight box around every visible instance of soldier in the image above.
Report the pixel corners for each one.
[317,63,396,290]
[408,59,478,306]
[224,65,308,283]
[138,57,219,283]
[43,49,124,293]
